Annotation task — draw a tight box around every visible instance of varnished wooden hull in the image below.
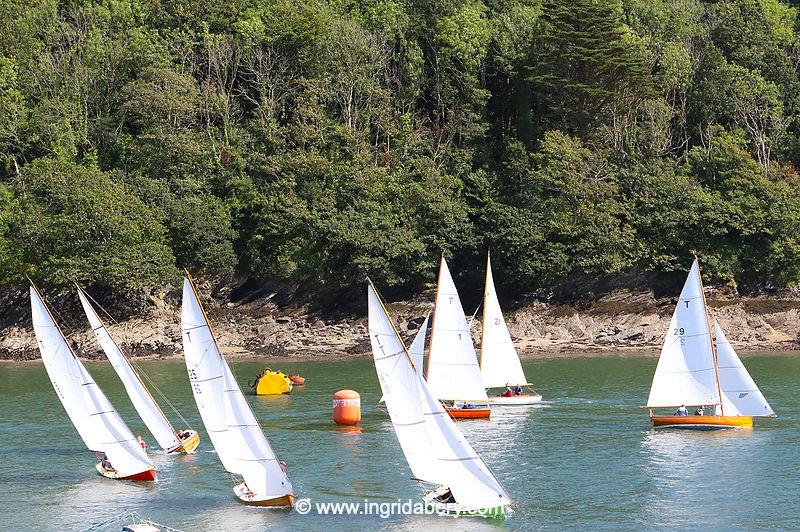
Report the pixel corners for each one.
[167,430,201,454]
[96,462,157,481]
[233,482,295,507]
[445,407,491,419]
[651,415,753,429]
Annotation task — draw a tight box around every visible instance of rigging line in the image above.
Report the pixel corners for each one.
[80,285,193,427]
[467,298,484,329]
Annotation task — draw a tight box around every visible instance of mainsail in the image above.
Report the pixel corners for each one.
[368,282,511,512]
[31,285,154,477]
[181,276,292,499]
[378,311,429,405]
[647,260,720,408]
[77,287,182,452]
[714,322,775,417]
[480,252,528,389]
[426,256,489,402]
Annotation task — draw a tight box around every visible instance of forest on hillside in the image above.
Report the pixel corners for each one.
[2,0,800,303]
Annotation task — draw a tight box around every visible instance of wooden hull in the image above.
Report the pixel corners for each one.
[651,415,753,429]
[233,482,295,507]
[423,487,508,518]
[445,407,491,419]
[489,393,542,406]
[96,462,157,481]
[167,430,201,454]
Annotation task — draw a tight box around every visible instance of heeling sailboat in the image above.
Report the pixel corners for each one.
[646,259,775,429]
[426,256,491,419]
[76,285,200,455]
[479,251,542,406]
[367,279,512,517]
[30,283,156,481]
[181,273,294,507]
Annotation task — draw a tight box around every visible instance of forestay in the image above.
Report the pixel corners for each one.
[31,286,153,477]
[368,282,511,512]
[182,277,292,498]
[647,260,720,408]
[77,288,181,451]
[714,322,775,417]
[426,256,489,402]
[480,252,528,388]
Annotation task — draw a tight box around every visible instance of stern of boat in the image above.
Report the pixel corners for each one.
[168,430,201,454]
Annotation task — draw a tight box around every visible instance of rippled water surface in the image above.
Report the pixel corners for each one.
[1,354,797,530]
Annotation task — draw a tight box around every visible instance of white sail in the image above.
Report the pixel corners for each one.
[647,260,720,408]
[77,288,182,451]
[714,322,775,417]
[378,312,429,405]
[480,252,528,388]
[368,285,442,484]
[31,286,153,477]
[426,256,489,402]
[181,277,292,498]
[368,282,511,511]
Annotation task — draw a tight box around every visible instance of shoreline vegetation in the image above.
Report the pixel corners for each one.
[3,1,800,362]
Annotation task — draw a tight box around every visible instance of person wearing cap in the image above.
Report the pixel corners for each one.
[676,404,688,416]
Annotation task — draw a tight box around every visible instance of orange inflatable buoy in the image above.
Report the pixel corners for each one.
[332,390,361,426]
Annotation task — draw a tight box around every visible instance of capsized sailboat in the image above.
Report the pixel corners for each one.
[30,283,156,481]
[427,256,491,419]
[367,279,512,517]
[76,285,200,454]
[645,259,775,429]
[181,273,294,507]
[479,252,541,405]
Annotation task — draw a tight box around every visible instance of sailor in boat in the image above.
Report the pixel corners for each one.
[512,386,523,395]
[501,386,513,398]
[434,489,456,504]
[136,435,147,451]
[461,402,475,410]
[96,452,114,472]
[676,405,688,416]
[694,405,705,416]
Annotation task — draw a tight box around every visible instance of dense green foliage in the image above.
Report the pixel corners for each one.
[2,0,800,299]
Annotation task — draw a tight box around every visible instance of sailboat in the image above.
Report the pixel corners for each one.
[76,285,200,454]
[646,259,776,429]
[479,252,542,405]
[367,279,512,517]
[30,283,156,481]
[181,273,294,507]
[426,256,491,419]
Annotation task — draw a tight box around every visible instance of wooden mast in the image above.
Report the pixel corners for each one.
[696,258,724,416]
[425,253,444,381]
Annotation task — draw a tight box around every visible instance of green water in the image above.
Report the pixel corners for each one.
[1,354,798,530]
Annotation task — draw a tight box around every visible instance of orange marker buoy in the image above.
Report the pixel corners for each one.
[332,390,361,426]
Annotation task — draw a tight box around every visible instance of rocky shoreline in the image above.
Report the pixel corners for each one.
[2,282,800,361]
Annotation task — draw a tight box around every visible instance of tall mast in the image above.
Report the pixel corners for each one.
[696,258,724,415]
[479,250,490,370]
[367,278,416,370]
[425,253,444,380]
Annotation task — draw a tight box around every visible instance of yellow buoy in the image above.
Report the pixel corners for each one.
[250,368,293,395]
[332,390,361,425]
